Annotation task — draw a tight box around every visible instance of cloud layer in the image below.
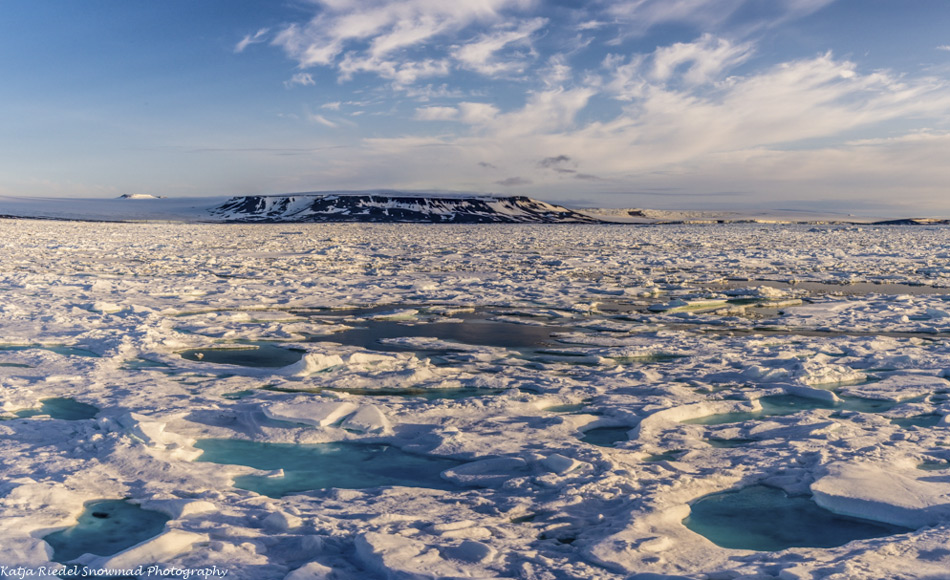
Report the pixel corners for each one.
[235,0,950,212]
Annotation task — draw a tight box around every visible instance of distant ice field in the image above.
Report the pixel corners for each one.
[2,220,950,578]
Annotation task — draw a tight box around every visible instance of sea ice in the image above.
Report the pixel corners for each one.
[1,220,949,578]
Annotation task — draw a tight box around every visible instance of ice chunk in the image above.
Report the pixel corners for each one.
[285,353,345,376]
[355,531,470,579]
[811,462,950,528]
[120,413,199,460]
[371,309,419,320]
[89,530,207,570]
[441,456,529,487]
[340,405,392,435]
[144,499,216,519]
[348,352,399,367]
[782,384,840,403]
[263,510,302,532]
[442,539,496,563]
[4,482,88,512]
[540,453,583,474]
[91,302,124,314]
[285,562,334,580]
[755,285,791,299]
[925,307,950,319]
[838,374,949,402]
[798,362,866,387]
[263,400,358,427]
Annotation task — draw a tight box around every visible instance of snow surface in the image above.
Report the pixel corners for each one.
[1,219,950,578]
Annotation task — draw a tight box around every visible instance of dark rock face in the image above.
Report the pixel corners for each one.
[210,194,603,223]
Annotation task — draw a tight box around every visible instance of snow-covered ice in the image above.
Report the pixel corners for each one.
[1,219,950,578]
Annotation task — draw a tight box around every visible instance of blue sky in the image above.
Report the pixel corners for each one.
[3,1,950,213]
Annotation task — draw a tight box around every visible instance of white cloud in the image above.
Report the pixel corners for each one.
[458,102,500,125]
[235,3,950,212]
[634,131,950,211]
[606,0,747,35]
[604,35,753,99]
[270,0,536,85]
[284,72,316,89]
[321,46,950,211]
[651,34,754,85]
[414,106,459,121]
[605,0,835,36]
[392,59,452,86]
[589,49,950,172]
[452,18,546,76]
[540,54,572,88]
[603,53,647,100]
[337,54,450,86]
[235,28,270,53]
[305,112,339,128]
[577,20,608,31]
[404,83,466,101]
[491,87,595,137]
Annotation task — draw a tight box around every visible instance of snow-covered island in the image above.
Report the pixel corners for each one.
[0,202,950,578]
[0,192,946,224]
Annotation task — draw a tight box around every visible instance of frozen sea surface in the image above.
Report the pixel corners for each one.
[2,221,950,578]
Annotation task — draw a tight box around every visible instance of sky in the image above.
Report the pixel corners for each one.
[3,0,950,214]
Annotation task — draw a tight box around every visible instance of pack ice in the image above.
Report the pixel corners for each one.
[0,219,949,579]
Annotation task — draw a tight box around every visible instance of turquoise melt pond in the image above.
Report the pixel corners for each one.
[684,485,911,551]
[195,439,462,497]
[44,500,169,563]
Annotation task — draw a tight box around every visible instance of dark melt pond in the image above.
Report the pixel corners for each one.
[307,314,579,352]
[44,500,169,562]
[181,310,585,368]
[195,439,462,497]
[684,485,910,551]
[891,414,944,429]
[581,426,631,447]
[180,344,305,368]
[15,398,98,421]
[264,384,489,401]
[708,279,950,296]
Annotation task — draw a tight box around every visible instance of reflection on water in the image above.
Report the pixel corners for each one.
[684,485,911,551]
[195,439,462,497]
